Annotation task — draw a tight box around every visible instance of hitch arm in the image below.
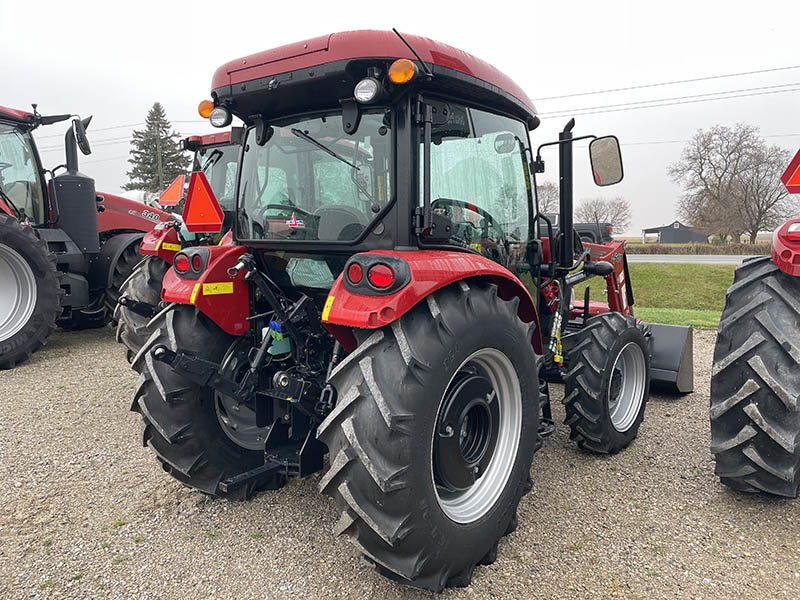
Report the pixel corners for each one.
[118,296,157,319]
[151,345,244,399]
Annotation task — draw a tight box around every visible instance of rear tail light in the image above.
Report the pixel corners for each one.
[347,263,363,284]
[191,254,204,272]
[174,253,190,272]
[368,264,395,288]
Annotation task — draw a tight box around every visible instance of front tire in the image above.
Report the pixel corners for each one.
[711,256,800,497]
[562,312,651,454]
[104,240,143,325]
[0,214,62,369]
[130,306,271,499]
[317,281,541,591]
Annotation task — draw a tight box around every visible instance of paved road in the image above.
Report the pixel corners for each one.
[627,254,760,265]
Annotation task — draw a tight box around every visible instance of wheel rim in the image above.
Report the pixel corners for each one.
[433,348,522,524]
[0,243,37,343]
[214,338,271,451]
[607,341,647,432]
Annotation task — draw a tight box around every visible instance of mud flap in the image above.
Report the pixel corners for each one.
[647,323,693,394]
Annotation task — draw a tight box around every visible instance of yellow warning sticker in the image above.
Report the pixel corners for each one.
[321,296,335,321]
[162,242,182,252]
[155,239,162,251]
[202,282,234,296]
[190,283,201,304]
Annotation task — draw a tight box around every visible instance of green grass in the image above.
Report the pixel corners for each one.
[584,263,734,329]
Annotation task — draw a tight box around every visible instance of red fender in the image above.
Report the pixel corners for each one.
[161,244,250,335]
[321,250,542,353]
[772,218,800,277]
[140,225,183,263]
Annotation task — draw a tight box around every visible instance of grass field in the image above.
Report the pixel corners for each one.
[584,263,735,329]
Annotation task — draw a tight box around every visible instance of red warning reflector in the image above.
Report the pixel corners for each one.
[781,148,800,194]
[182,171,224,233]
[159,175,185,206]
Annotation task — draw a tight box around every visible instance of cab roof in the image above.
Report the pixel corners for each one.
[0,105,34,124]
[211,30,537,128]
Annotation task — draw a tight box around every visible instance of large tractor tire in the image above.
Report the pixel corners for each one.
[115,256,169,359]
[131,305,274,500]
[317,281,541,591]
[0,214,62,369]
[711,256,800,497]
[562,312,650,454]
[104,241,143,324]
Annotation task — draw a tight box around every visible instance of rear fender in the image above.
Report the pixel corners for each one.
[161,244,250,335]
[91,232,144,289]
[772,218,800,276]
[140,225,182,263]
[321,250,542,353]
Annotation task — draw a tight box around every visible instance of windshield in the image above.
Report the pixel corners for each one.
[0,123,44,223]
[238,110,391,241]
[193,143,239,211]
[422,104,533,269]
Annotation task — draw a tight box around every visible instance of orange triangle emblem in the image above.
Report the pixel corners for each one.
[158,175,185,206]
[182,171,224,232]
[783,149,800,194]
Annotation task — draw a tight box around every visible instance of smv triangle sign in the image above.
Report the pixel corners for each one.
[159,174,185,206]
[781,148,800,194]
[182,171,224,232]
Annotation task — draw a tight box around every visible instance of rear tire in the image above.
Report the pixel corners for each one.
[711,256,800,497]
[0,214,62,369]
[115,256,169,358]
[317,281,541,591]
[562,312,651,454]
[104,241,143,325]
[130,305,271,499]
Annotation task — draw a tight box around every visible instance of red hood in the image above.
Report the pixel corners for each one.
[96,191,174,233]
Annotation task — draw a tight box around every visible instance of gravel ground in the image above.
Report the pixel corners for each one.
[1,328,799,599]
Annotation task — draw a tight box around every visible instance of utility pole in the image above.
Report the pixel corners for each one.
[156,125,164,191]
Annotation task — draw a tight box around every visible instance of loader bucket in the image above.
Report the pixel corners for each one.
[647,323,693,394]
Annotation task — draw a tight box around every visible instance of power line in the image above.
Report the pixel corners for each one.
[539,81,800,116]
[36,119,206,140]
[538,85,800,118]
[535,64,800,101]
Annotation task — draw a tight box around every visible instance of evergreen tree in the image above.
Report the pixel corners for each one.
[123,102,190,192]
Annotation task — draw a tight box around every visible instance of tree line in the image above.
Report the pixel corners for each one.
[670,124,795,243]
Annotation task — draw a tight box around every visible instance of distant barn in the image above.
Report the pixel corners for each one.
[641,221,709,244]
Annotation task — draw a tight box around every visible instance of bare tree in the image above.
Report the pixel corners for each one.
[670,124,795,243]
[576,196,632,233]
[536,181,560,213]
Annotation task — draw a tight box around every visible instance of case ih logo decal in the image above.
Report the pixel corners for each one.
[286,212,305,228]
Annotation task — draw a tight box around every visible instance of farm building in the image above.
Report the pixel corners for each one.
[641,221,709,244]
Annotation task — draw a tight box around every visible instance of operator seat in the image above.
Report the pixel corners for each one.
[314,205,367,241]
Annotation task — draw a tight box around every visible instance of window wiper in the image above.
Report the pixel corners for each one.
[291,128,360,171]
[200,149,223,172]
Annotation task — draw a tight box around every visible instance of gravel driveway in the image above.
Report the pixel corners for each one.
[1,328,798,599]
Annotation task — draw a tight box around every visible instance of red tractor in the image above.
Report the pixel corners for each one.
[126,31,693,591]
[115,129,242,356]
[711,216,800,497]
[0,105,170,369]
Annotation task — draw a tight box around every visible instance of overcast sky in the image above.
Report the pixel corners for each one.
[5,0,800,234]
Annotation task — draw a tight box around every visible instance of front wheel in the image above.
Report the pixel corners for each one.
[115,256,169,359]
[317,281,541,591]
[562,312,651,454]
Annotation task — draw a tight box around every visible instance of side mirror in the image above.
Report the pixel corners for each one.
[589,135,623,186]
[73,117,92,156]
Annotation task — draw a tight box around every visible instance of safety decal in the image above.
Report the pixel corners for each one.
[286,212,305,228]
[202,282,234,295]
[321,296,335,321]
[162,242,182,252]
[190,283,201,304]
